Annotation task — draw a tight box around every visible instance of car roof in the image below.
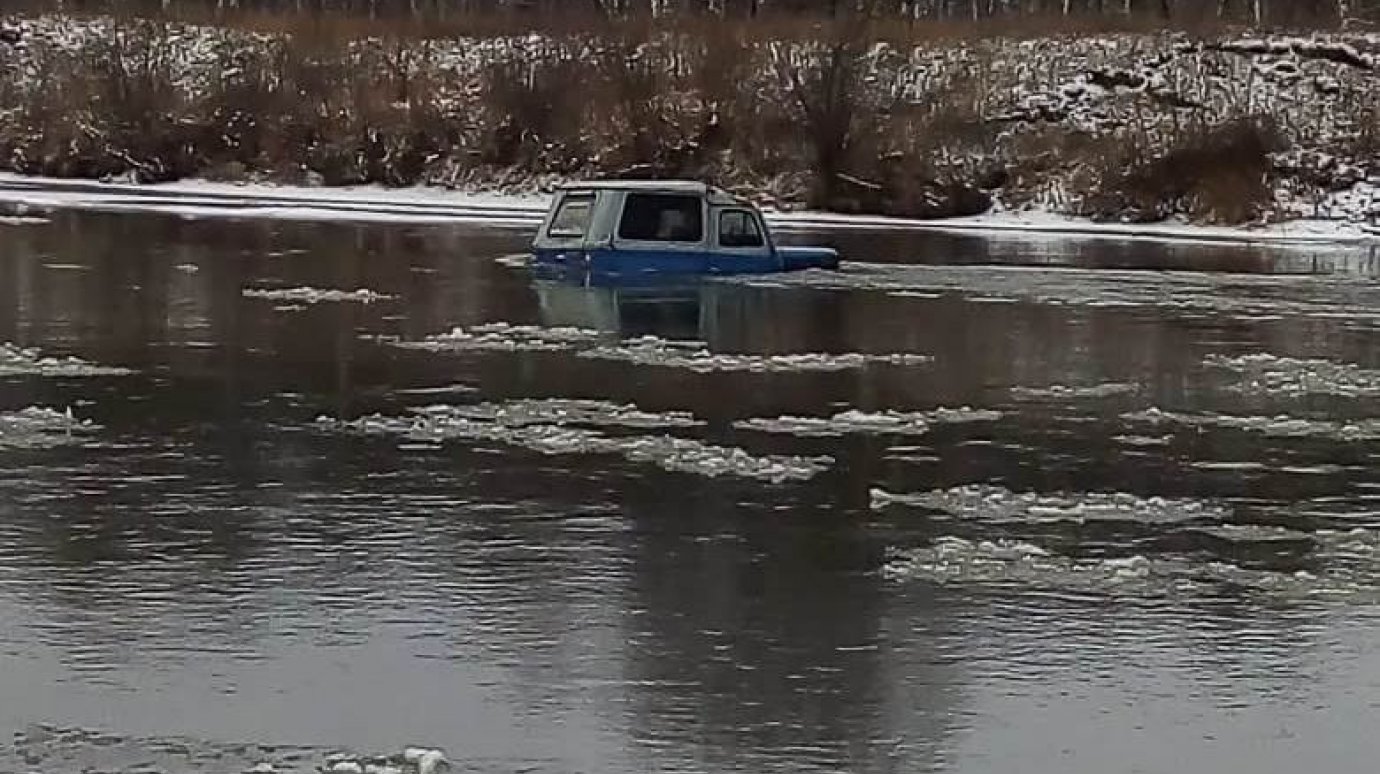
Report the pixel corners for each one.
[556,179,745,205]
[558,179,707,193]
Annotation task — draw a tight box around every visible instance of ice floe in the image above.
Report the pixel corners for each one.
[0,342,133,376]
[318,402,830,483]
[734,407,999,437]
[0,406,96,448]
[1205,352,1380,398]
[1114,433,1174,447]
[380,325,932,372]
[324,747,449,774]
[870,483,1229,525]
[385,322,605,353]
[581,336,932,373]
[1124,406,1380,441]
[3,725,449,774]
[242,286,394,304]
[879,536,1325,596]
[427,398,703,429]
[883,521,1380,601]
[1010,382,1141,399]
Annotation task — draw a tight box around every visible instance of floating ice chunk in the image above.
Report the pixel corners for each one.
[444,399,703,429]
[390,322,605,353]
[242,286,393,304]
[402,748,449,774]
[870,483,1228,525]
[1114,433,1173,446]
[582,336,932,373]
[0,406,97,448]
[1125,407,1380,441]
[881,535,1327,596]
[493,252,531,267]
[1204,352,1380,398]
[0,342,134,377]
[1010,382,1140,399]
[735,406,999,437]
[318,404,830,483]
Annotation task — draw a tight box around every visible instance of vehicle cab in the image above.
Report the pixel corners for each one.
[531,180,840,275]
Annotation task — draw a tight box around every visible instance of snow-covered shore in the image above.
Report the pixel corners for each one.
[0,173,1374,246]
[0,13,1376,238]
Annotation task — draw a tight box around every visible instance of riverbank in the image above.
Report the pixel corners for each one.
[0,13,1376,233]
[1,173,1375,246]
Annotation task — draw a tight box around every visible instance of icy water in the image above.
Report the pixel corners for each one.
[1,211,1379,774]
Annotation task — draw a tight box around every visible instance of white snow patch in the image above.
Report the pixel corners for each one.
[0,173,1373,245]
[725,263,1380,323]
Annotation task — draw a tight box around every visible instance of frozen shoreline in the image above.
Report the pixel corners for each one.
[0,173,1375,247]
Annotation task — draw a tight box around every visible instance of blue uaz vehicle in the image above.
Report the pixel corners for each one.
[531,180,840,275]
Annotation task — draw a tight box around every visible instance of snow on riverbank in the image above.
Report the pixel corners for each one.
[0,15,1376,232]
[0,173,1375,246]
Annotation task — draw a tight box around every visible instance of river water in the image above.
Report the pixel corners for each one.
[1,209,1378,774]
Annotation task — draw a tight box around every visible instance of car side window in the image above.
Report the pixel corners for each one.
[547,194,595,239]
[719,209,764,249]
[618,194,704,242]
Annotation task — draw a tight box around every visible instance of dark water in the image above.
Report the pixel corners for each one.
[1,211,1379,774]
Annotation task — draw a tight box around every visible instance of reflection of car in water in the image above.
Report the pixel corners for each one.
[531,265,708,340]
[531,180,840,275]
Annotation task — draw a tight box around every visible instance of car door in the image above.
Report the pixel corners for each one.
[711,207,776,273]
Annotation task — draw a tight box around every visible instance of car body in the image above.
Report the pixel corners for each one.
[530,180,840,275]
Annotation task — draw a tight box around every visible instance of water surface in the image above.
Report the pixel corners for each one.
[1,211,1378,774]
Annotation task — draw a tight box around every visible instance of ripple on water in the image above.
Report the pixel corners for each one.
[719,262,1380,323]
[1205,353,1380,399]
[318,402,831,483]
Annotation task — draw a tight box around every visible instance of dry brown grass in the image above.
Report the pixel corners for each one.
[5,0,1348,45]
[1079,118,1284,223]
